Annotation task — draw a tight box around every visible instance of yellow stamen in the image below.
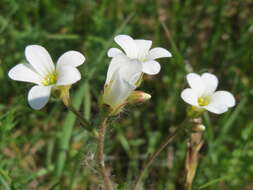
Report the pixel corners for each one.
[139,57,147,62]
[198,96,210,106]
[42,72,57,86]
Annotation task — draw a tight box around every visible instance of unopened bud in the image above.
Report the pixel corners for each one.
[127,91,151,104]
[192,124,206,132]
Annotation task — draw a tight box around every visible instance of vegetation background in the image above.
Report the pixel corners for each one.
[1,0,253,189]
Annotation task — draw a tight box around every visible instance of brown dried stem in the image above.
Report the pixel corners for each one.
[97,116,114,190]
[184,118,204,190]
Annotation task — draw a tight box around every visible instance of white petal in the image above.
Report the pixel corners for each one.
[25,45,55,76]
[119,60,142,86]
[28,85,51,110]
[103,60,142,109]
[186,73,205,96]
[114,35,138,58]
[56,66,81,86]
[201,73,218,95]
[204,91,235,114]
[204,103,228,114]
[8,63,42,84]
[103,71,135,109]
[135,40,152,59]
[181,88,199,107]
[56,51,85,69]
[105,54,130,84]
[211,91,236,107]
[142,60,161,75]
[107,48,123,57]
[146,47,172,60]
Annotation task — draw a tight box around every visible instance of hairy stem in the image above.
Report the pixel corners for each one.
[97,117,114,190]
[134,123,185,190]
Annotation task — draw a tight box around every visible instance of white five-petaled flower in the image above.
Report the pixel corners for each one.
[181,73,236,114]
[8,45,85,110]
[107,34,172,75]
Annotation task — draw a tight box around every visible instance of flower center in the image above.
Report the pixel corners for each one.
[139,57,147,62]
[198,96,210,106]
[42,72,58,86]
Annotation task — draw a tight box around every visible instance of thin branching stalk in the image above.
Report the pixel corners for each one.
[97,116,114,190]
[56,86,86,176]
[134,122,186,190]
[67,104,91,130]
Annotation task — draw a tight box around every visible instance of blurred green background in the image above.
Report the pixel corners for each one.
[1,0,253,189]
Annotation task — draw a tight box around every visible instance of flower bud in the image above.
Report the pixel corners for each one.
[127,91,151,104]
[192,124,206,132]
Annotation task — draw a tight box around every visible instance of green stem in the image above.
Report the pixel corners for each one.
[56,85,86,176]
[67,104,91,130]
[97,116,114,190]
[134,122,186,190]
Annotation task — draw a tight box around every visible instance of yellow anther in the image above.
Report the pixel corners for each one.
[42,72,57,86]
[198,96,210,106]
[139,57,147,62]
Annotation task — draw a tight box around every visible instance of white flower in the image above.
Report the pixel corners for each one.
[181,73,236,114]
[8,45,85,110]
[107,34,172,75]
[102,55,142,111]
[103,34,171,113]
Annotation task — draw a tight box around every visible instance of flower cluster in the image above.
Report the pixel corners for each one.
[103,35,171,114]
[6,33,238,190]
[8,34,236,116]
